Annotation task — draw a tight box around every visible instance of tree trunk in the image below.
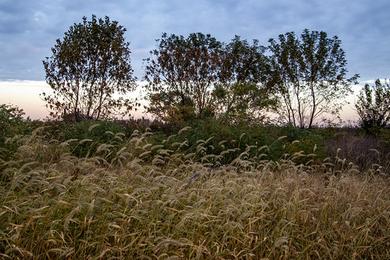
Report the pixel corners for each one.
[308,83,316,128]
[96,81,106,120]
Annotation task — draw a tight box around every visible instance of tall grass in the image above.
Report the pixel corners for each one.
[1,126,389,259]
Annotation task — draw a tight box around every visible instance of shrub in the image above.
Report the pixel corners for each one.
[356,79,390,132]
[0,104,32,161]
[0,104,26,142]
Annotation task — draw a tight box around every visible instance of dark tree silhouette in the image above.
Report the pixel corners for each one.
[356,79,390,129]
[268,29,359,128]
[42,15,136,121]
[213,36,276,123]
[144,33,223,122]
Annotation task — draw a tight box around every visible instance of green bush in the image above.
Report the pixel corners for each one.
[58,120,128,157]
[0,104,33,161]
[0,104,27,142]
[158,118,329,163]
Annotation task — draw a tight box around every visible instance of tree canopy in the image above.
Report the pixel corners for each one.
[268,29,359,128]
[40,18,366,127]
[42,15,136,121]
[144,33,275,124]
[213,36,275,123]
[144,33,223,122]
[356,79,390,129]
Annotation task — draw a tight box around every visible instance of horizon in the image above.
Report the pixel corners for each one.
[0,79,362,123]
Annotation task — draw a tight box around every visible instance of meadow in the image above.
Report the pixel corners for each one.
[1,120,389,259]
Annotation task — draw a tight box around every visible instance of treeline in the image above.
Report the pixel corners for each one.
[31,15,385,130]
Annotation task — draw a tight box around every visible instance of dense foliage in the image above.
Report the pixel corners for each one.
[42,15,136,121]
[144,33,224,122]
[356,79,390,130]
[214,36,276,123]
[0,104,31,161]
[1,118,389,173]
[0,104,26,142]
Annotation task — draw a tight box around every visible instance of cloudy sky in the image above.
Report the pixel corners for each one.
[1,0,390,81]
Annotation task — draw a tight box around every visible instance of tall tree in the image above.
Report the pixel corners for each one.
[213,36,275,123]
[356,79,390,129]
[42,15,136,121]
[144,33,223,122]
[268,29,358,128]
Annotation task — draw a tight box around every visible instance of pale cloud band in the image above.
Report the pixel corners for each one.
[0,80,362,122]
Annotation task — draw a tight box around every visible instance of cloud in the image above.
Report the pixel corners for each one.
[1,0,390,81]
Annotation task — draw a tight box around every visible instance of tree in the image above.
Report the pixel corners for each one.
[268,29,359,128]
[356,79,390,129]
[213,36,275,123]
[144,33,223,122]
[42,15,136,121]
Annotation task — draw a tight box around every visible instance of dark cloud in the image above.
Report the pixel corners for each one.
[0,0,389,81]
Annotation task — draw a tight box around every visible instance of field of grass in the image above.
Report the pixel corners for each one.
[1,125,390,259]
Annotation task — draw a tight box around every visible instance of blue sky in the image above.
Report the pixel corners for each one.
[0,0,389,81]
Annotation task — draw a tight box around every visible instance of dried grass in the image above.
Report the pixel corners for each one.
[1,127,389,259]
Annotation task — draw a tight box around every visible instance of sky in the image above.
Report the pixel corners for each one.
[0,0,389,119]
